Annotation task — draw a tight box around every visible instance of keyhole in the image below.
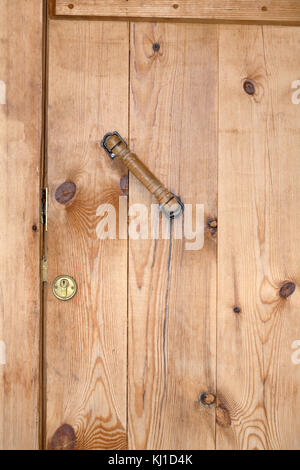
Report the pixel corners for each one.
[60,279,69,288]
[60,278,69,297]
[52,275,77,301]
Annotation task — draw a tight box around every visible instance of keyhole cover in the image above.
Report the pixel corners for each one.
[52,275,77,301]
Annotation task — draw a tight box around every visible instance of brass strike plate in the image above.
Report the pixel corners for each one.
[52,275,77,301]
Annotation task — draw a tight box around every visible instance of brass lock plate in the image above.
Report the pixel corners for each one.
[52,275,77,301]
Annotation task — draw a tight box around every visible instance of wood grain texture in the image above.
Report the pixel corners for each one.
[46,20,128,450]
[56,0,300,25]
[0,0,42,449]
[217,25,300,449]
[128,22,218,449]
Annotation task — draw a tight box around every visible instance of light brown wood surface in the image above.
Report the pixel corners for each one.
[217,25,300,449]
[56,0,300,25]
[128,22,218,449]
[2,1,300,451]
[44,19,300,450]
[46,19,128,450]
[0,0,43,449]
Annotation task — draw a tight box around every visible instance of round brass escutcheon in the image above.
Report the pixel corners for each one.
[52,275,77,301]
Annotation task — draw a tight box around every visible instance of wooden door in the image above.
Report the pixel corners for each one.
[1,0,300,450]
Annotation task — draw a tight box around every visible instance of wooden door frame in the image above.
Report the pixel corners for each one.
[51,0,300,26]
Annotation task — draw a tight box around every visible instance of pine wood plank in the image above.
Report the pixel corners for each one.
[0,0,42,449]
[217,25,300,449]
[56,0,300,25]
[46,20,128,450]
[128,22,218,449]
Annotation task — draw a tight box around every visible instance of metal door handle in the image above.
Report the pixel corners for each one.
[101,131,184,219]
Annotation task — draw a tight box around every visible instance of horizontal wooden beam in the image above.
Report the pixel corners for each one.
[55,0,300,25]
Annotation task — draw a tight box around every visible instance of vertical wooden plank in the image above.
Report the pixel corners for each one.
[128,23,218,449]
[46,20,128,449]
[218,25,300,449]
[0,0,42,449]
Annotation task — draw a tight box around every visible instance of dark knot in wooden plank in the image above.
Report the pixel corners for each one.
[207,218,218,237]
[55,181,77,205]
[48,424,76,450]
[233,306,241,314]
[279,282,296,299]
[199,392,216,407]
[243,80,255,95]
[152,43,160,52]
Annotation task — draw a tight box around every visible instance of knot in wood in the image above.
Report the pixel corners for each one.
[243,80,255,95]
[199,392,216,407]
[55,181,77,205]
[279,282,296,299]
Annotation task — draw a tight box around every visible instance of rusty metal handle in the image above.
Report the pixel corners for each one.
[101,132,183,219]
